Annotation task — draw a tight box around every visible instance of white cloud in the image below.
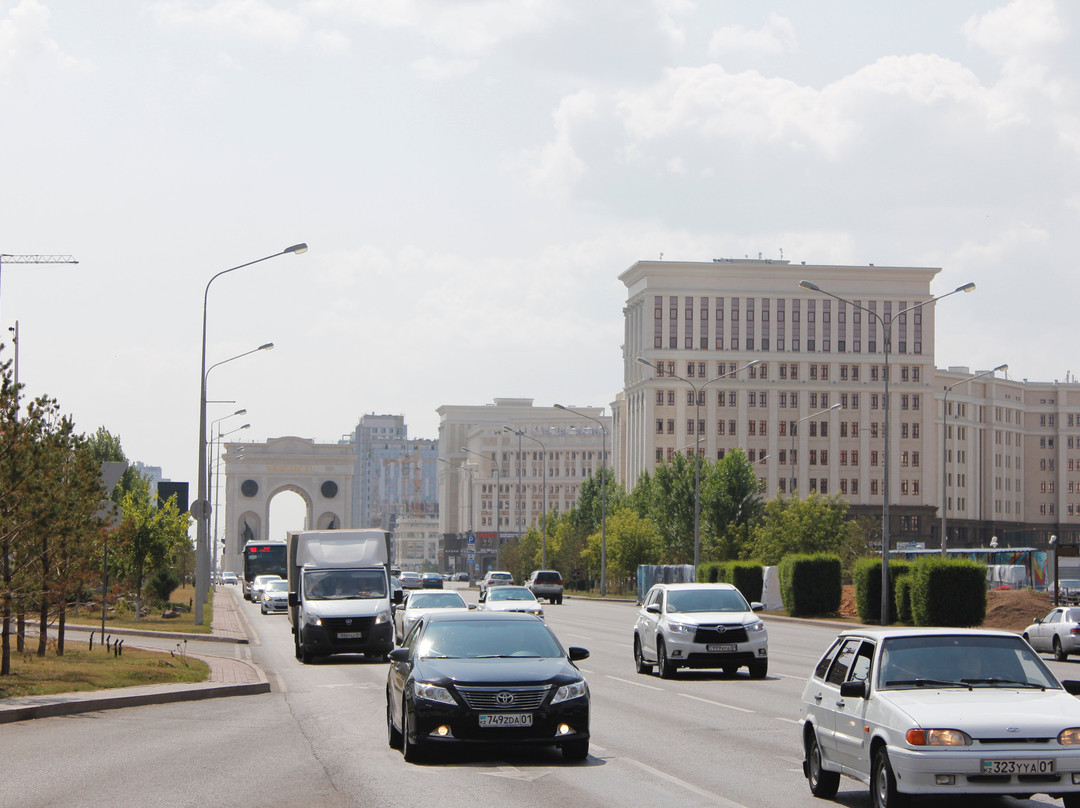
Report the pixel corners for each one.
[504,90,595,198]
[0,0,90,79]
[150,0,308,46]
[962,0,1066,61]
[411,56,479,81]
[708,12,798,58]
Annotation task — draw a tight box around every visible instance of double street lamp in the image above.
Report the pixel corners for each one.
[504,426,548,568]
[790,403,842,496]
[635,357,759,577]
[554,404,608,594]
[799,279,975,625]
[195,243,307,625]
[461,445,502,569]
[941,364,1007,554]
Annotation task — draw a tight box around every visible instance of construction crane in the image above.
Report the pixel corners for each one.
[0,253,79,320]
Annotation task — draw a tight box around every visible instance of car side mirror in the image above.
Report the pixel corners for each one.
[394,590,404,605]
[467,603,477,610]
[750,602,765,612]
[840,680,868,699]
[288,592,297,607]
[1033,617,1042,624]
[388,648,410,663]
[645,604,660,614]
[568,646,590,662]
[1063,680,1080,696]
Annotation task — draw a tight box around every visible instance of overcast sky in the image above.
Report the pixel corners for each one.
[3,0,1078,531]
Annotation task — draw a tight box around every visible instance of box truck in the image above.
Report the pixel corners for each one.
[287,528,402,663]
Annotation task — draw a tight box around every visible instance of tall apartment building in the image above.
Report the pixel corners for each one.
[615,258,1080,550]
[340,413,439,532]
[437,398,610,575]
[392,515,442,571]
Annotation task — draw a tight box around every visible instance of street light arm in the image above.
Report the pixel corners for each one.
[205,342,274,382]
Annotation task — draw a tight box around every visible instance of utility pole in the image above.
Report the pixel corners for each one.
[0,254,79,321]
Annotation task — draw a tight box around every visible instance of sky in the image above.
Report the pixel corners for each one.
[3,0,1079,536]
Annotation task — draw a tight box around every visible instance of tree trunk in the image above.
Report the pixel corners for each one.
[1,540,10,676]
[16,610,24,653]
[57,601,65,656]
[37,536,49,657]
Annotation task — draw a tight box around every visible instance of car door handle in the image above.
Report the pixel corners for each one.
[835,700,846,708]
[813,693,823,702]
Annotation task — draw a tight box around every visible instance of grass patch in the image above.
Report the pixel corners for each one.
[66,583,214,635]
[0,639,210,699]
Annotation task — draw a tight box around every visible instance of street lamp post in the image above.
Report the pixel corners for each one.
[505,427,548,567]
[461,445,502,569]
[635,357,759,578]
[501,426,523,537]
[195,243,306,625]
[211,419,250,575]
[941,364,1007,554]
[554,404,609,595]
[799,279,975,625]
[439,457,477,576]
[790,403,842,496]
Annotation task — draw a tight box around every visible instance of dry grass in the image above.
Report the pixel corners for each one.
[0,639,209,699]
[67,584,213,635]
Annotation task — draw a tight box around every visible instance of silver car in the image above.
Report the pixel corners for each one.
[392,590,472,642]
[1023,606,1080,660]
[260,579,289,614]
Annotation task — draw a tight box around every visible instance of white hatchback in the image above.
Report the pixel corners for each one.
[633,582,767,679]
[800,627,1080,808]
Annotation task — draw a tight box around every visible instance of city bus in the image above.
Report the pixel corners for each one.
[242,540,287,600]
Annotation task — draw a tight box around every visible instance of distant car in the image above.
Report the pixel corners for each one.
[799,626,1080,808]
[1023,606,1080,660]
[633,582,767,679]
[420,573,444,589]
[1059,579,1080,604]
[399,571,423,590]
[454,572,470,582]
[480,585,544,619]
[260,579,289,614]
[393,589,472,642]
[526,570,564,605]
[478,571,514,600]
[220,572,238,585]
[249,574,284,602]
[386,611,590,762]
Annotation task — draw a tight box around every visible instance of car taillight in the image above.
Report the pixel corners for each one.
[1072,627,1080,637]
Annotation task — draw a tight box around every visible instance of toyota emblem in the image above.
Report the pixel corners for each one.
[496,691,515,705]
[345,619,352,626]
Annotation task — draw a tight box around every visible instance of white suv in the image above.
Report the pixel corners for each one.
[478,570,514,600]
[633,583,768,679]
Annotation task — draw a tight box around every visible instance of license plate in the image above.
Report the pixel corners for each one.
[981,759,1055,775]
[478,713,533,728]
[707,644,736,652]
[337,632,364,639]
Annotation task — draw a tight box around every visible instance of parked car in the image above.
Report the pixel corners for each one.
[478,571,514,600]
[260,579,290,614]
[249,574,284,603]
[420,572,444,589]
[399,571,423,590]
[800,626,1080,808]
[454,572,470,582]
[633,582,767,679]
[480,586,544,619]
[220,572,238,585]
[393,589,472,642]
[1059,579,1080,604]
[386,611,590,762]
[526,570,564,604]
[1023,606,1080,660]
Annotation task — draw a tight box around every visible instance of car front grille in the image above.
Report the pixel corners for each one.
[322,617,375,632]
[455,685,550,710]
[693,625,749,644]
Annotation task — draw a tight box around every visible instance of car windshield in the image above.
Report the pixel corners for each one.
[417,620,562,659]
[305,570,387,600]
[264,580,288,592]
[488,587,536,602]
[408,592,466,610]
[666,588,750,613]
[878,634,1060,690]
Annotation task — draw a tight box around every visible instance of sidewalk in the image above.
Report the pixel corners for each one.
[0,586,269,724]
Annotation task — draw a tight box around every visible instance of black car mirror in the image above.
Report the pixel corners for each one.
[568,646,590,662]
[1063,680,1080,696]
[645,604,660,615]
[840,680,868,699]
[388,648,410,663]
[288,592,297,607]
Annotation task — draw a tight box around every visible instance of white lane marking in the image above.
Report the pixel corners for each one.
[678,693,754,713]
[775,716,802,725]
[620,757,751,807]
[605,674,663,691]
[480,765,553,781]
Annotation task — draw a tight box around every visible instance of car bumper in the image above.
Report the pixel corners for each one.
[663,633,768,667]
[300,621,394,655]
[408,697,589,748]
[888,745,1080,796]
[262,600,288,612]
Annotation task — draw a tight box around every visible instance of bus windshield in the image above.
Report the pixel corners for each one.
[243,542,287,584]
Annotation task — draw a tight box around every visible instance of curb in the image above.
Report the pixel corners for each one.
[63,623,249,644]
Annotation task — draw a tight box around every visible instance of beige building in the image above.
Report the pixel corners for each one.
[392,515,441,572]
[437,398,610,575]
[615,257,1080,549]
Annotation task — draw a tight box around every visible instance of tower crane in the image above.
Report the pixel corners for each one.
[0,253,79,320]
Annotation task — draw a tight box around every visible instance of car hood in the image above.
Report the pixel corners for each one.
[416,656,581,685]
[666,610,757,625]
[305,598,387,617]
[881,688,1080,734]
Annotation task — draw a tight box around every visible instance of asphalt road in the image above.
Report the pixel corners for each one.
[2,586,1077,808]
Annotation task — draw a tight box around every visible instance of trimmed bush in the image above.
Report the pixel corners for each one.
[894,575,914,625]
[910,557,986,627]
[854,558,912,625]
[778,554,842,617]
[697,561,765,603]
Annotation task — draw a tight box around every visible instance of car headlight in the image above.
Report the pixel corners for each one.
[1059,728,1080,745]
[746,620,766,633]
[413,682,456,706]
[906,729,971,746]
[374,609,391,625]
[667,620,695,634]
[551,680,588,705]
[305,613,323,627]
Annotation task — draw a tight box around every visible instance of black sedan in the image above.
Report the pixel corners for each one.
[386,611,590,762]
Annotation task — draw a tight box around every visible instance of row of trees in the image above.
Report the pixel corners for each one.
[496,448,879,593]
[0,351,191,676]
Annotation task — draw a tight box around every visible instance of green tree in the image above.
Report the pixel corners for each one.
[115,480,191,619]
[591,506,662,587]
[748,493,851,565]
[646,453,697,563]
[701,448,765,561]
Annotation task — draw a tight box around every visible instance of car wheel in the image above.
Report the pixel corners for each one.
[260,605,267,614]
[805,731,840,798]
[298,633,313,664]
[1056,636,1069,662]
[387,692,402,748]
[748,659,768,679]
[657,638,677,679]
[402,703,424,763]
[722,664,738,676]
[562,739,589,761]
[872,747,907,808]
[557,595,563,605]
[634,636,653,674]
